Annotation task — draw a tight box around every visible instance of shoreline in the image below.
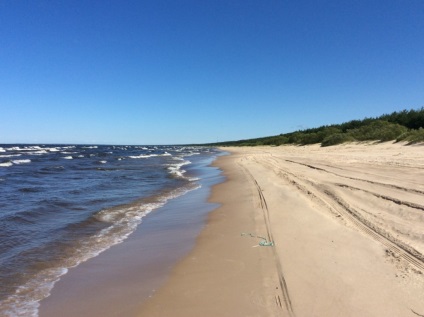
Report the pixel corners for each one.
[38,153,224,317]
[138,151,283,317]
[139,142,424,316]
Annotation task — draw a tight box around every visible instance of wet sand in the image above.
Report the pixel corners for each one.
[139,142,424,317]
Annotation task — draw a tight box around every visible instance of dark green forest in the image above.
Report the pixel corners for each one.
[205,107,424,147]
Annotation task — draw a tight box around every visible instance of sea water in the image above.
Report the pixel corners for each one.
[0,144,221,316]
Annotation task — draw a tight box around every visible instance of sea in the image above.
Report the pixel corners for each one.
[0,144,222,317]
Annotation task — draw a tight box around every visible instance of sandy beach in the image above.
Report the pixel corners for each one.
[139,142,424,317]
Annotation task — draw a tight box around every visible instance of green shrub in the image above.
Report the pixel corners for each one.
[262,135,289,146]
[300,132,322,145]
[396,128,424,144]
[274,136,289,146]
[287,132,303,144]
[321,133,356,147]
[348,120,407,141]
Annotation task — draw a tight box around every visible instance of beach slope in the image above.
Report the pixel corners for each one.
[139,142,424,317]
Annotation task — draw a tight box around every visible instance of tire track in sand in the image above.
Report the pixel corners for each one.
[334,183,424,212]
[284,159,424,195]
[238,161,295,317]
[256,155,424,273]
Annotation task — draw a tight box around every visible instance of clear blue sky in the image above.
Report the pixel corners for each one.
[1,0,423,145]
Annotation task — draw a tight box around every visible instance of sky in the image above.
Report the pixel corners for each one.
[1,0,423,145]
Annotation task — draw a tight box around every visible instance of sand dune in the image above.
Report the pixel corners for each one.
[139,142,424,317]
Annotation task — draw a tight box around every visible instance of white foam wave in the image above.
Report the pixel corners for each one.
[128,152,171,159]
[0,162,13,167]
[0,267,68,317]
[99,161,107,164]
[184,152,201,157]
[6,146,43,152]
[95,202,162,223]
[128,154,158,159]
[12,159,31,165]
[0,154,22,158]
[5,147,20,151]
[167,160,191,178]
[26,151,48,155]
[62,156,73,160]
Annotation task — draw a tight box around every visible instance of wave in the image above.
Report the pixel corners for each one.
[5,147,25,151]
[6,146,43,152]
[62,156,73,160]
[25,151,48,155]
[0,184,200,317]
[167,160,191,178]
[0,162,13,167]
[3,146,77,154]
[184,152,201,157]
[12,159,31,165]
[0,154,22,158]
[128,152,173,159]
[128,154,158,159]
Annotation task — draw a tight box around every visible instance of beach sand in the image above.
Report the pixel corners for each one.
[139,142,424,317]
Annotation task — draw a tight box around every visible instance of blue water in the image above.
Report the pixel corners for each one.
[0,144,220,316]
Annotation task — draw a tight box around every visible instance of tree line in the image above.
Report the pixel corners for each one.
[205,107,424,147]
